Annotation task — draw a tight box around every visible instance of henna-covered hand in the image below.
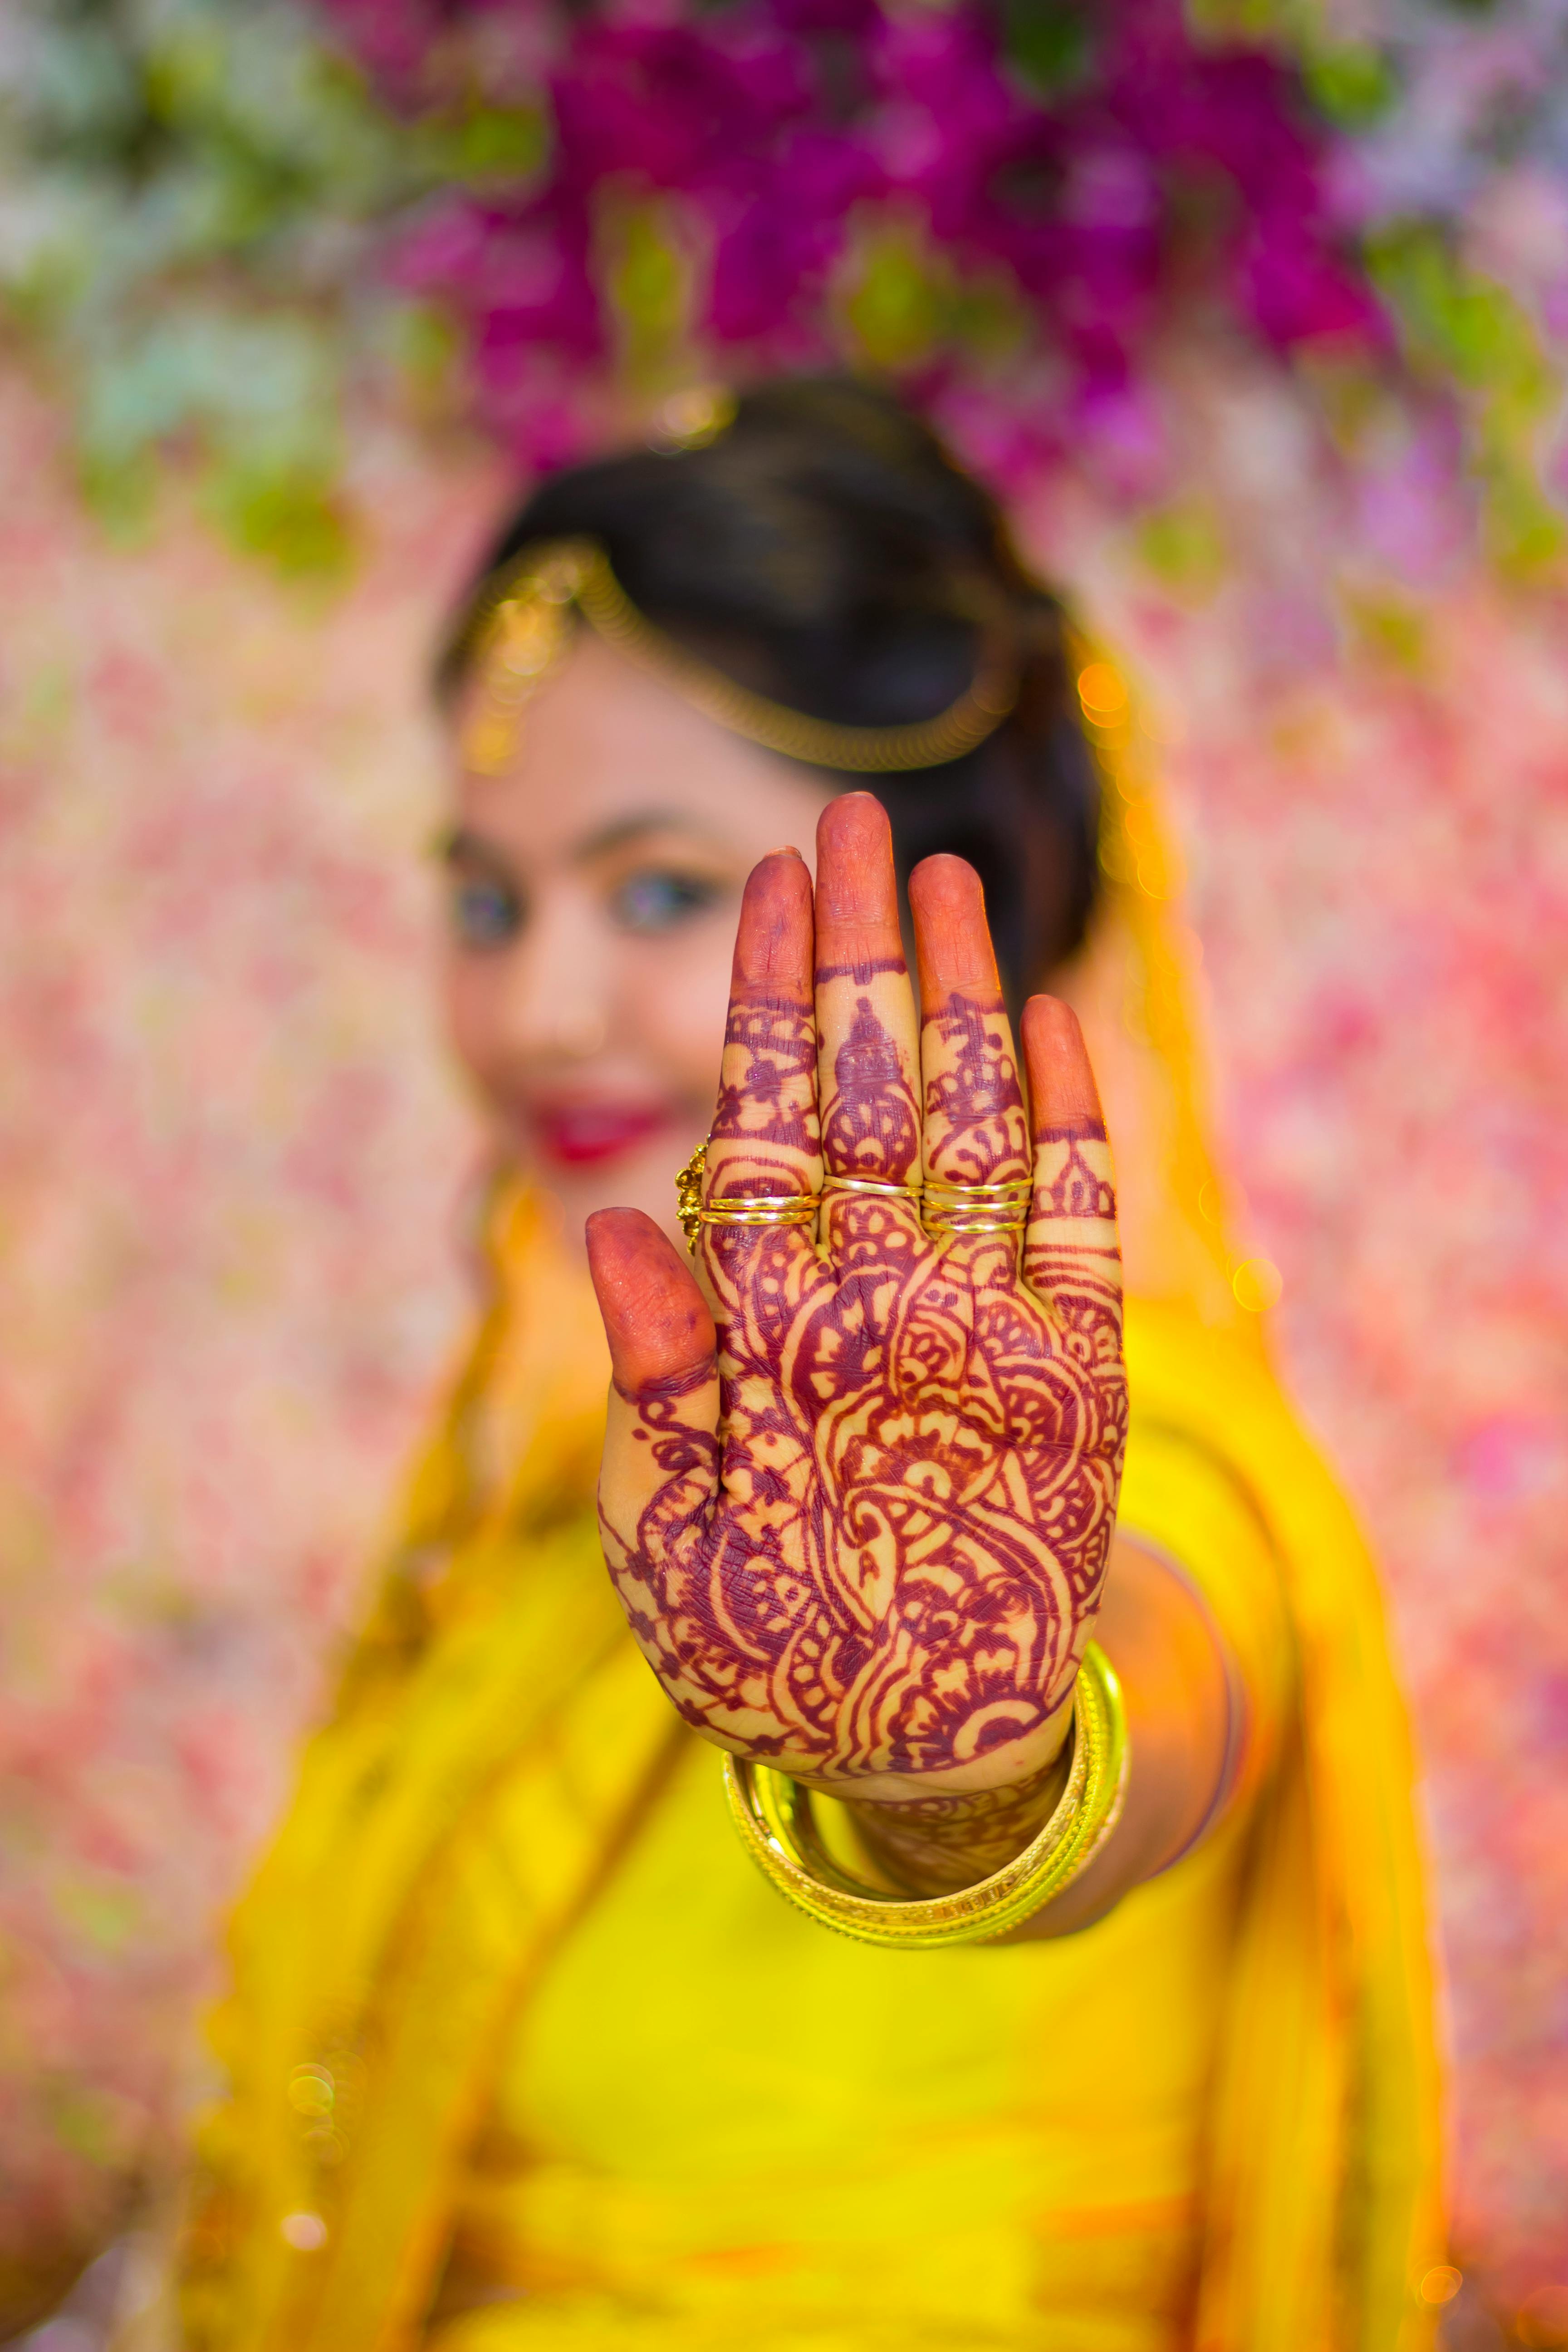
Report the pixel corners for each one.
[587,795,1125,1807]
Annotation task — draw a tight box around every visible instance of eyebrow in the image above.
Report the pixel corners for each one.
[436,823,489,866]
[572,811,717,861]
[439,811,720,868]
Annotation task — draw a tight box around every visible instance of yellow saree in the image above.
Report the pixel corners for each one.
[174,717,1444,2352]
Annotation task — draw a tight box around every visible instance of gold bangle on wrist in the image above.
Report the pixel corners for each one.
[722,1643,1127,1948]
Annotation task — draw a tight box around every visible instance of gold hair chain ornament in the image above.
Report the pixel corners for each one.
[458,538,1019,778]
[724,1643,1127,1947]
[458,544,587,777]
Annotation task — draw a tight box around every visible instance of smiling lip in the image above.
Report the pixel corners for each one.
[529,1100,675,1169]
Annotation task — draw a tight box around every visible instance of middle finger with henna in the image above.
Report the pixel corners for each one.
[812,795,924,1266]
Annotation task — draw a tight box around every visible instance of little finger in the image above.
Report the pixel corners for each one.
[1019,995,1122,1326]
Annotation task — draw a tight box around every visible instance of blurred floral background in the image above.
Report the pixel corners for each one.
[0,0,1566,2343]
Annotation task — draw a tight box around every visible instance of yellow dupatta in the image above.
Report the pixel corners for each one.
[177,1196,688,2352]
[1066,672,1445,2348]
[172,665,1444,2352]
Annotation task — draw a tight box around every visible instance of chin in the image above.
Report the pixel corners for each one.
[533,1135,698,1253]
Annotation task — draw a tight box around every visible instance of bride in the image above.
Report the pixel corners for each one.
[170,377,1441,2352]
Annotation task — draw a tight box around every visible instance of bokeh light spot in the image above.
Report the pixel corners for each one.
[1076,662,1127,719]
[1231,1257,1283,1313]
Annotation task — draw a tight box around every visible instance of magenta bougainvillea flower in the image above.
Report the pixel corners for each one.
[337,0,1384,489]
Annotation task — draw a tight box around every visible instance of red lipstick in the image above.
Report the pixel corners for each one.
[530,1099,673,1169]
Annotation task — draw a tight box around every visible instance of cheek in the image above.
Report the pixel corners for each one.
[616,929,736,1090]
[441,948,508,1085]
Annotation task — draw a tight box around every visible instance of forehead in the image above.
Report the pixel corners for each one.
[450,628,833,865]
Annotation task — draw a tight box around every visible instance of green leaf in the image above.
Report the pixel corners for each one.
[1000,0,1094,93]
[1368,222,1566,577]
[843,224,943,370]
[1342,587,1428,672]
[204,458,354,581]
[1303,44,1399,129]
[1137,501,1227,599]
[421,104,545,187]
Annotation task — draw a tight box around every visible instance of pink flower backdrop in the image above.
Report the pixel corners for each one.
[1,0,1568,2342]
[0,379,498,2328]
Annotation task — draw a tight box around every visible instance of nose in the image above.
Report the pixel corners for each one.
[495,881,611,1063]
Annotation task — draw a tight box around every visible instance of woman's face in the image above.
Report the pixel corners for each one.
[442,628,834,1247]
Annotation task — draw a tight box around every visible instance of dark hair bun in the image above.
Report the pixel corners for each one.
[444,376,1100,1004]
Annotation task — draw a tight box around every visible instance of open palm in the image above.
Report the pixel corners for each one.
[588,795,1125,1803]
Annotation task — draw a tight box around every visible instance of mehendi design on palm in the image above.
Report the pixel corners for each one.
[593,804,1126,1799]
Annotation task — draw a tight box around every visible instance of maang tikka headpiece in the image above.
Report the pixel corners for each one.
[454,539,1021,779]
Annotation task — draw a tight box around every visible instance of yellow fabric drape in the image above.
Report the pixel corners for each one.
[432,1405,1278,2352]
[176,1275,1443,2352]
[173,656,1443,2352]
[1127,1308,1444,2351]
[1068,656,1445,2347]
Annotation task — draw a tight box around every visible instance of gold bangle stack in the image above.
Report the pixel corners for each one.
[676,1142,1037,1252]
[723,1644,1127,1948]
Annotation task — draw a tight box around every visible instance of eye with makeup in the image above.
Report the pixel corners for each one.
[607,862,729,936]
[447,858,525,951]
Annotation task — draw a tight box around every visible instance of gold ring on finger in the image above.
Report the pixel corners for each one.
[921,1176,1033,1236]
[821,1173,923,1199]
[697,1195,820,1230]
[674,1141,819,1250]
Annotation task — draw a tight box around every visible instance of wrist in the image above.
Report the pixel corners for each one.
[721,1646,1129,1948]
[841,1742,1077,1896]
